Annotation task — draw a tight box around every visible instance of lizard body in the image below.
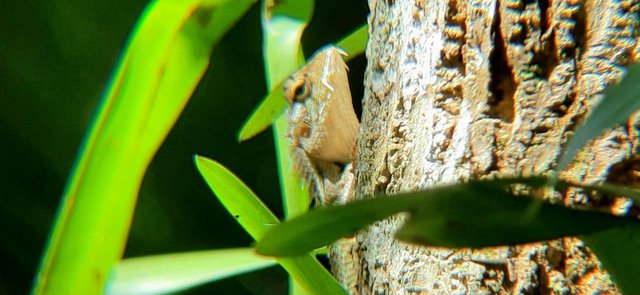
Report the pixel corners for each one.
[283,46,361,293]
[283,46,359,206]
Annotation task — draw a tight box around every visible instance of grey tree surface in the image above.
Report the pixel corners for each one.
[339,0,640,293]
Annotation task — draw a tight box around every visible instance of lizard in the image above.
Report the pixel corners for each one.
[283,46,360,206]
[282,46,361,293]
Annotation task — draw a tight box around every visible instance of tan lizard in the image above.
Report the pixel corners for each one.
[283,46,361,293]
[283,46,359,206]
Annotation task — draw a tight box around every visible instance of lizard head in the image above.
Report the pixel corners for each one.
[283,46,360,164]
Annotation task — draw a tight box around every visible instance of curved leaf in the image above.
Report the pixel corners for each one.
[33,0,255,293]
[195,156,279,240]
[194,156,346,294]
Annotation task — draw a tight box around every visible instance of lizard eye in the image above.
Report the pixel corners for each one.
[292,81,310,102]
[284,77,308,104]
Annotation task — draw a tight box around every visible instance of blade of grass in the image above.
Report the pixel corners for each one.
[107,248,276,295]
[274,115,311,218]
[395,182,633,248]
[558,63,640,170]
[236,86,289,141]
[261,0,314,219]
[32,0,255,293]
[260,4,322,294]
[255,176,639,256]
[558,179,640,203]
[194,156,346,294]
[194,156,279,240]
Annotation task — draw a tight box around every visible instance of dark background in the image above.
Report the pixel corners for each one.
[0,1,368,294]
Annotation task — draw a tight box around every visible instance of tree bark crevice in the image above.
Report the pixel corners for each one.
[344,0,640,294]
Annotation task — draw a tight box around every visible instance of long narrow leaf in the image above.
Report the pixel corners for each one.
[558,179,640,203]
[260,3,322,294]
[107,248,276,295]
[558,64,640,170]
[255,177,640,256]
[261,0,314,220]
[274,115,311,218]
[395,182,632,248]
[558,180,640,295]
[194,156,280,240]
[194,156,346,294]
[32,0,255,293]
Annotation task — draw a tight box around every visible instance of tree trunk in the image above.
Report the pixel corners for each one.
[346,0,640,293]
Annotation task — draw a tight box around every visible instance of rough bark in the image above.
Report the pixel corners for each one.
[346,0,640,294]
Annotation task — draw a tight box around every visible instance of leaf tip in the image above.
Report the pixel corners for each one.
[237,126,253,142]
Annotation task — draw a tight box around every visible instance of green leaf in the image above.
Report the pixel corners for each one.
[195,155,280,240]
[277,257,347,295]
[256,194,414,256]
[261,0,314,220]
[33,0,255,293]
[255,177,639,256]
[194,156,347,294]
[581,223,640,295]
[274,115,311,218]
[237,86,289,142]
[558,63,640,170]
[336,24,368,57]
[107,248,276,295]
[396,182,631,248]
[557,179,640,295]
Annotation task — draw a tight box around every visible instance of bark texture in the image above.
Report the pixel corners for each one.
[346,0,640,293]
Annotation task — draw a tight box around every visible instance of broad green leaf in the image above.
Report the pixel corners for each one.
[558,63,640,170]
[107,248,276,295]
[194,156,347,294]
[237,23,368,142]
[33,0,255,293]
[255,176,639,256]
